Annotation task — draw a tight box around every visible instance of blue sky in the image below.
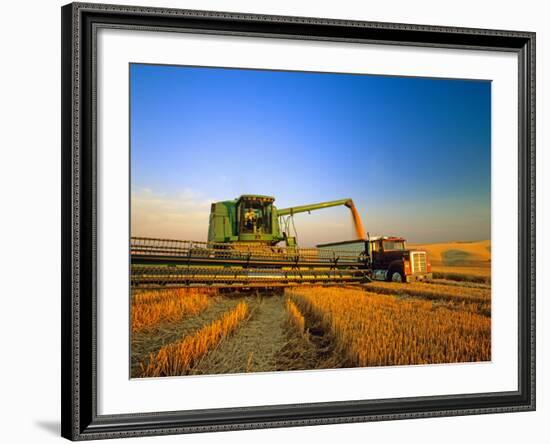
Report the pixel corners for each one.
[130,63,491,245]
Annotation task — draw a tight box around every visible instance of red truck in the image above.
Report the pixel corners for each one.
[317,236,432,283]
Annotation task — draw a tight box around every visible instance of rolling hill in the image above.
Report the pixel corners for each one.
[408,240,491,267]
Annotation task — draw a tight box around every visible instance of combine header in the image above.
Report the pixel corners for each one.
[131,195,370,288]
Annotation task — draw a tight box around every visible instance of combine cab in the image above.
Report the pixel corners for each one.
[317,236,432,283]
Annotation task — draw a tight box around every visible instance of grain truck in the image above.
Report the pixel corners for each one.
[317,236,432,283]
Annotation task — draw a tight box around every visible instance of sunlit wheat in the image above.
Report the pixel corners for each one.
[139,302,249,377]
[288,286,490,367]
[366,281,490,303]
[132,288,215,333]
[285,297,305,334]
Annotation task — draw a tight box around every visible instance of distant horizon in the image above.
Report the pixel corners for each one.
[408,239,490,245]
[130,64,491,246]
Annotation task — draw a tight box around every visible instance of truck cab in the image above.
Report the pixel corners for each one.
[368,236,432,282]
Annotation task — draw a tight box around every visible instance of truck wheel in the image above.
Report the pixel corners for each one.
[389,270,405,283]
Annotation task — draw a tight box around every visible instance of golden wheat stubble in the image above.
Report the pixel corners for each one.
[288,287,490,367]
[286,297,305,334]
[131,288,215,333]
[140,301,249,377]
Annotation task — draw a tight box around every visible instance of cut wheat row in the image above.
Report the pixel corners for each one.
[133,287,215,305]
[132,288,215,333]
[430,279,491,290]
[139,301,249,377]
[288,286,490,367]
[432,267,491,284]
[366,281,490,303]
[285,297,305,334]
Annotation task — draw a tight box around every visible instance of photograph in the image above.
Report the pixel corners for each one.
[129,63,492,378]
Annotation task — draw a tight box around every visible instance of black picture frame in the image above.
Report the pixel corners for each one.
[61,2,536,440]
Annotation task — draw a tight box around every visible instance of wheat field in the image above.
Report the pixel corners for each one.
[286,297,306,334]
[131,288,215,333]
[288,286,490,366]
[139,301,249,377]
[131,265,491,377]
[366,281,490,302]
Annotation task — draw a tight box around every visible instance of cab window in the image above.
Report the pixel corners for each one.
[383,240,405,251]
[239,201,272,234]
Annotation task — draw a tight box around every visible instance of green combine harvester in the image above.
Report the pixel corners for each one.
[131,194,370,288]
[207,195,363,247]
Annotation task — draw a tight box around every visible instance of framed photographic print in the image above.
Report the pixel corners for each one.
[61,2,536,440]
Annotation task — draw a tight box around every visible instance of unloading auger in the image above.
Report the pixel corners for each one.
[131,195,370,288]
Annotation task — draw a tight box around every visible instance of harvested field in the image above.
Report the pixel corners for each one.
[192,295,296,374]
[366,281,490,303]
[131,287,215,333]
[131,295,243,376]
[432,266,491,284]
[363,280,491,316]
[131,274,491,377]
[288,286,490,366]
[432,279,491,290]
[140,302,249,377]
